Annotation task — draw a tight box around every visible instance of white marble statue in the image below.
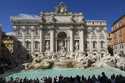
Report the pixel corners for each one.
[45,41,50,52]
[59,41,67,57]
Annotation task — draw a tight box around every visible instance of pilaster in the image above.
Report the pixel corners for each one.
[40,29,43,52]
[69,30,74,52]
[31,26,34,53]
[22,26,25,47]
[79,29,84,52]
[50,29,55,52]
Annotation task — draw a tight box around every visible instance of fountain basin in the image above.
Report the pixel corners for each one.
[1,67,125,80]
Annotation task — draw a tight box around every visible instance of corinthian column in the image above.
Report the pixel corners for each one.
[40,29,43,52]
[69,30,74,52]
[97,35,100,52]
[31,26,34,53]
[50,29,54,52]
[89,40,92,52]
[79,30,84,52]
[22,26,25,47]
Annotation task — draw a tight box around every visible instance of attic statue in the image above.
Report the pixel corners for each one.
[56,2,67,14]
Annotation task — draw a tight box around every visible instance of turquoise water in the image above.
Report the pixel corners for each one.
[2,67,125,80]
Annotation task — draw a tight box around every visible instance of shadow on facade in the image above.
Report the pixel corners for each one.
[12,38,32,70]
[0,43,12,74]
[0,34,32,74]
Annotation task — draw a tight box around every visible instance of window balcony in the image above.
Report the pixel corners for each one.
[34,36,40,39]
[44,36,50,39]
[85,48,90,51]
[92,48,97,51]
[17,35,22,39]
[34,49,40,52]
[100,48,106,51]
[27,49,31,52]
[74,36,80,39]
[25,35,31,39]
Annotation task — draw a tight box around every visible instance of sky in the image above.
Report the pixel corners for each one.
[0,0,125,32]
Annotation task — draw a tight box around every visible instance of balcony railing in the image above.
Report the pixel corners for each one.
[25,35,31,39]
[34,36,40,39]
[34,48,40,52]
[17,35,22,39]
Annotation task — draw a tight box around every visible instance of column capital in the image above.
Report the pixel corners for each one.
[48,25,55,30]
[21,26,26,31]
[13,26,17,31]
[77,25,85,30]
[40,25,44,30]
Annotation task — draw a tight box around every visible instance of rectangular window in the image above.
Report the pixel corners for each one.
[25,26,30,35]
[26,29,30,35]
[35,28,39,36]
[86,41,89,49]
[93,41,96,48]
[34,41,39,49]
[101,41,104,48]
[17,28,22,36]
[25,41,31,49]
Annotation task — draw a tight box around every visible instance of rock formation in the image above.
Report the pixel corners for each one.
[22,50,125,71]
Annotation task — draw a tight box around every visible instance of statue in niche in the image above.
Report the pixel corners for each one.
[45,41,50,52]
[59,41,66,57]
[75,41,79,51]
[74,41,79,60]
[45,41,51,58]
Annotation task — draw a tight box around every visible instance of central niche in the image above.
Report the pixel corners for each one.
[57,32,68,51]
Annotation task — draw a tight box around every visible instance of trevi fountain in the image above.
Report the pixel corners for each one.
[1,2,125,79]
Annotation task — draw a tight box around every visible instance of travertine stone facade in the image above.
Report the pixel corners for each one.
[11,2,108,59]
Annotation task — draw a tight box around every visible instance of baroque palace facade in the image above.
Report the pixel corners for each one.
[11,2,108,61]
[111,15,125,55]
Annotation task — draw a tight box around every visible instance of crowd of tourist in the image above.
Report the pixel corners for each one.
[0,72,125,83]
